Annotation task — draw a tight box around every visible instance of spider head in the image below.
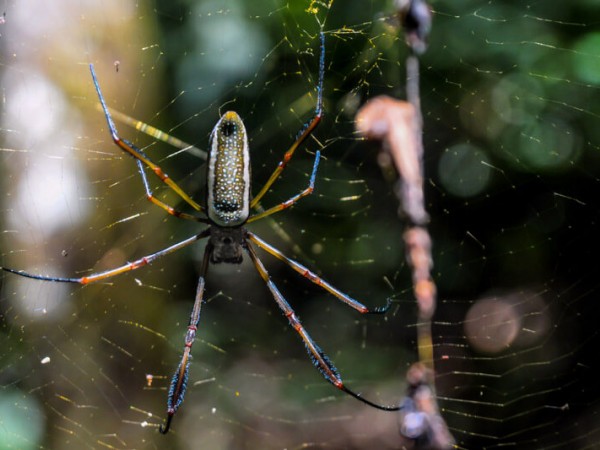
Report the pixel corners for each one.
[208,226,245,264]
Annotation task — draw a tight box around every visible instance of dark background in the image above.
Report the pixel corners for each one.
[1,1,599,449]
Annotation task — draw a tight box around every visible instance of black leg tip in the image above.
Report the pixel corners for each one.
[370,297,393,314]
[159,414,174,434]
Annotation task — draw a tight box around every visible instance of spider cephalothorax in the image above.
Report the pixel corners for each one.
[209,226,245,264]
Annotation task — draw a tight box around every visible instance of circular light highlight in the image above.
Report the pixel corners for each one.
[438,143,492,198]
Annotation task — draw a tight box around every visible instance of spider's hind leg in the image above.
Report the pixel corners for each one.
[89,64,207,221]
[250,31,326,208]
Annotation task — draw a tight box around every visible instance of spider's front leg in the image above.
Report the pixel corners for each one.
[245,242,400,412]
[1,231,210,285]
[160,241,212,434]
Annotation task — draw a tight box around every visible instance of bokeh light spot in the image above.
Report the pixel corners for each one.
[0,389,45,449]
[572,32,600,85]
[506,117,579,171]
[438,143,492,198]
[464,297,520,354]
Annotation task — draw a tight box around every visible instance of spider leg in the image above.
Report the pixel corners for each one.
[1,230,210,285]
[250,31,325,208]
[245,242,400,411]
[160,241,211,434]
[134,160,208,223]
[89,64,205,216]
[246,231,391,314]
[102,105,207,160]
[247,150,320,223]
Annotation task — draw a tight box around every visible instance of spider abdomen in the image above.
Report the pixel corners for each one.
[207,111,251,227]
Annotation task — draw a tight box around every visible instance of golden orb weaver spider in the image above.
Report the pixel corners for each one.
[1,32,400,434]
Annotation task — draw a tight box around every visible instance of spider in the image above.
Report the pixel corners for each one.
[1,33,400,434]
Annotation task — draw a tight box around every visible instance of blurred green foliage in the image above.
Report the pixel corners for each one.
[1,0,599,448]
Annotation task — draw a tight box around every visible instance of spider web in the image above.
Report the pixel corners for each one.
[1,1,599,449]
